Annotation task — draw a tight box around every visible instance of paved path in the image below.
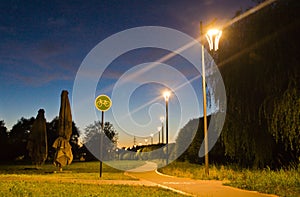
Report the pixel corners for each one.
[126,162,278,197]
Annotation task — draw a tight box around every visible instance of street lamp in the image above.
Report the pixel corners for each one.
[206,29,222,51]
[200,21,222,176]
[163,91,171,165]
[160,116,164,144]
[157,126,161,144]
[150,133,154,145]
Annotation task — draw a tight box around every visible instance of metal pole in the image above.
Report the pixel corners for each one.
[166,99,169,165]
[200,21,209,176]
[158,130,160,144]
[161,122,164,144]
[100,111,104,177]
[151,136,153,145]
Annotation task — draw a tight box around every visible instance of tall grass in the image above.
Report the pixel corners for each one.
[159,161,300,197]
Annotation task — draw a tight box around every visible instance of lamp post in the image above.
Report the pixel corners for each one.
[160,116,164,144]
[157,127,161,144]
[163,91,171,165]
[150,133,154,145]
[200,21,222,176]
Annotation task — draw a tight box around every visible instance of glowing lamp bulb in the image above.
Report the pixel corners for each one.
[163,91,171,101]
[206,29,222,51]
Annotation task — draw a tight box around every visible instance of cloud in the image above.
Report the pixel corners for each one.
[0,38,80,86]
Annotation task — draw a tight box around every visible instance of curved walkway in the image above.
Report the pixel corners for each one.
[126,162,278,197]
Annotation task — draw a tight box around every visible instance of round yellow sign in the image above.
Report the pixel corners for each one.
[94,94,112,112]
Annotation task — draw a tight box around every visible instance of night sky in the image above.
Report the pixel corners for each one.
[0,0,256,146]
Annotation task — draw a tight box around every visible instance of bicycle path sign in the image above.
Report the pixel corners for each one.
[95,94,112,112]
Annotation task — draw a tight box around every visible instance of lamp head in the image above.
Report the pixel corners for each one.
[163,91,171,101]
[206,28,222,51]
[160,116,165,122]
[207,29,221,36]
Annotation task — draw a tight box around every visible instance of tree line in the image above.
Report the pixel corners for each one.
[0,118,117,163]
[0,118,80,162]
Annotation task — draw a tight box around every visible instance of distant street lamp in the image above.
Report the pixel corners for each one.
[157,126,161,144]
[116,148,119,160]
[150,133,154,145]
[145,138,148,145]
[160,116,164,144]
[163,91,171,165]
[200,21,222,176]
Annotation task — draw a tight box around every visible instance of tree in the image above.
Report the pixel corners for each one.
[219,0,299,168]
[175,118,198,162]
[83,121,118,161]
[175,117,226,164]
[9,117,35,160]
[0,120,9,160]
[260,83,300,166]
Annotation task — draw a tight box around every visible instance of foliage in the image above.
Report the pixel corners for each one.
[83,121,118,160]
[226,167,300,197]
[0,117,81,162]
[175,117,226,164]
[0,120,9,160]
[260,85,300,156]
[8,117,35,160]
[84,121,118,144]
[175,118,198,162]
[174,0,299,169]
[218,0,300,168]
[159,161,300,197]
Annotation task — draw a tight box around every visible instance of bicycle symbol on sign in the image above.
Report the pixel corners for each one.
[97,99,110,108]
[95,95,112,112]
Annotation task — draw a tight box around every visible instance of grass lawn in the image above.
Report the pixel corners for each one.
[0,161,186,197]
[158,161,300,197]
[0,181,186,197]
[0,161,143,180]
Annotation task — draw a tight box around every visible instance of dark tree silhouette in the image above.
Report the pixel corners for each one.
[9,117,35,160]
[0,120,9,160]
[219,0,299,168]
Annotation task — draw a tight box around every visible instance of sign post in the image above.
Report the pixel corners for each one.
[94,94,112,177]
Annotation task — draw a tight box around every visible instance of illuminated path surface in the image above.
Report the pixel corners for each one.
[126,162,278,197]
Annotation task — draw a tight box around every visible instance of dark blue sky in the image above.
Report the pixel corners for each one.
[0,0,256,146]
